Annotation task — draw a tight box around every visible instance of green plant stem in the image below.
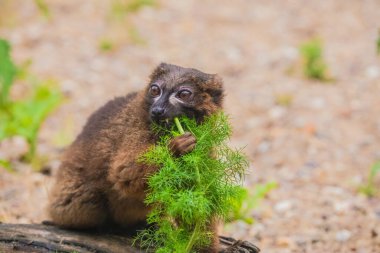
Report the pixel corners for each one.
[185,221,201,253]
[174,117,185,134]
[194,164,201,186]
[174,117,201,186]
[174,117,202,253]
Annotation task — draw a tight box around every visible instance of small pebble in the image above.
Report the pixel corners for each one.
[310,97,325,109]
[275,200,293,213]
[276,236,294,248]
[282,46,298,60]
[269,106,286,120]
[365,65,380,79]
[61,79,78,95]
[0,136,28,161]
[335,230,352,242]
[334,202,350,214]
[371,229,378,238]
[257,141,271,153]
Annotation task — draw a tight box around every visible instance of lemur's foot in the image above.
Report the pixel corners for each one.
[219,236,260,253]
[169,132,196,156]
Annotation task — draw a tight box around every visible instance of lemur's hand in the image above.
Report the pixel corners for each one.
[169,132,196,157]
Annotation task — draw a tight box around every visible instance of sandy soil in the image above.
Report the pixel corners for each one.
[1,0,380,252]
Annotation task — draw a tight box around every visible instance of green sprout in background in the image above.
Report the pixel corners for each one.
[0,159,12,172]
[135,112,248,253]
[99,38,115,52]
[111,0,156,19]
[0,39,17,107]
[99,0,157,51]
[274,93,293,107]
[359,161,380,197]
[227,181,277,225]
[376,29,380,55]
[0,38,62,166]
[300,39,331,81]
[34,0,51,19]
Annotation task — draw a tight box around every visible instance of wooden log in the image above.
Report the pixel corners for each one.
[0,223,142,253]
[0,223,260,253]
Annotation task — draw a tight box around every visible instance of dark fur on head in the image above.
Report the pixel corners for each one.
[145,63,224,124]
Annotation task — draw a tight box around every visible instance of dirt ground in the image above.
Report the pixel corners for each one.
[1,0,380,252]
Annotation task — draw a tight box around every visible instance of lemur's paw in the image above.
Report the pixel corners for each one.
[219,236,260,253]
[169,132,196,156]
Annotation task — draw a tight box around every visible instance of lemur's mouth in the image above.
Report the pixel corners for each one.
[161,119,173,129]
[151,117,172,128]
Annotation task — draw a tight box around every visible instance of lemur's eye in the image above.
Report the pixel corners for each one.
[177,89,192,101]
[149,84,161,97]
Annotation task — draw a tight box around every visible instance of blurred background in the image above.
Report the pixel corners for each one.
[0,0,380,252]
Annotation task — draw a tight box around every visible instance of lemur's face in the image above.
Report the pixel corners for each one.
[145,63,224,126]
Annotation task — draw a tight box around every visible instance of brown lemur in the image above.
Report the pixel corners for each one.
[48,63,243,252]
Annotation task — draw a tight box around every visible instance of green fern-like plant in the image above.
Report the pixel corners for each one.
[227,181,277,225]
[0,38,62,163]
[300,39,330,81]
[0,39,17,108]
[135,112,248,253]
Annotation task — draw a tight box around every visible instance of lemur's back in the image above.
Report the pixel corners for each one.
[77,92,138,144]
[48,91,155,229]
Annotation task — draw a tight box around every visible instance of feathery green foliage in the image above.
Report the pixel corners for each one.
[136,112,248,252]
[0,39,62,163]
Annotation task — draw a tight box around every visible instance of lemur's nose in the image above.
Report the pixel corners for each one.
[151,107,165,117]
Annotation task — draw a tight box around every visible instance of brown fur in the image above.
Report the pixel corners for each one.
[48,63,225,251]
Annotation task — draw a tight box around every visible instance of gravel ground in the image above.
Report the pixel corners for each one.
[1,1,380,252]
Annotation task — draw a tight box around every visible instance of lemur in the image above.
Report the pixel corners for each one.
[48,63,254,252]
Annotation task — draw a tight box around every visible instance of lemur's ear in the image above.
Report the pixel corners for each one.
[204,74,224,107]
[149,62,171,81]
